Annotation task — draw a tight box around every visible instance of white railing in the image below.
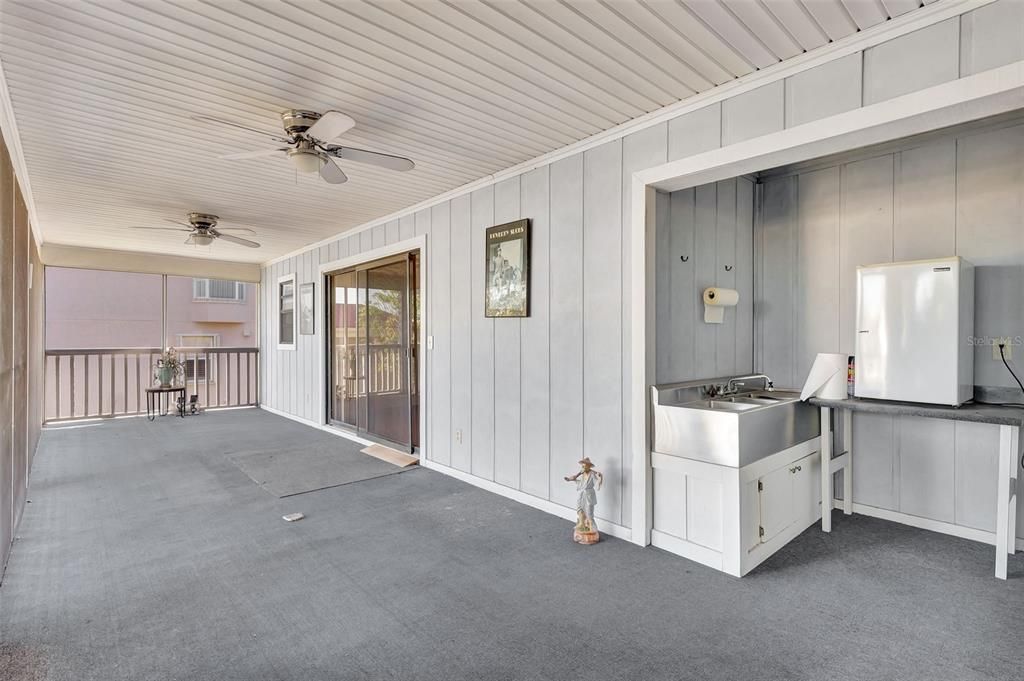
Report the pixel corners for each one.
[334,343,408,398]
[44,347,259,422]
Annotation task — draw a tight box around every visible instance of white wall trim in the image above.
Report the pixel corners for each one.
[276,272,296,351]
[831,499,1024,551]
[0,56,43,247]
[630,60,1024,547]
[262,0,995,268]
[636,60,1024,192]
[420,458,632,542]
[316,235,428,459]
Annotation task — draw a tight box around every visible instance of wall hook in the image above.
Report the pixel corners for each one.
[680,255,689,263]
[724,265,733,272]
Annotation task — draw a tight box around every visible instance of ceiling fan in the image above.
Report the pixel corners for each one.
[130,212,261,248]
[193,109,415,184]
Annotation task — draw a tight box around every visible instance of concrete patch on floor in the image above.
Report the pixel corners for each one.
[229,442,412,498]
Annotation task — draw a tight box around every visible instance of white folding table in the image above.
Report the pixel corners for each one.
[809,397,1022,580]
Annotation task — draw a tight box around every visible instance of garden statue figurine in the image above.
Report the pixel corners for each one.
[564,457,603,544]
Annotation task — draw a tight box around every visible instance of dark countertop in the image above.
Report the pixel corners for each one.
[807,396,1024,427]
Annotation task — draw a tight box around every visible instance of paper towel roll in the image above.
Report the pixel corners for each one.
[800,353,849,401]
[703,287,739,324]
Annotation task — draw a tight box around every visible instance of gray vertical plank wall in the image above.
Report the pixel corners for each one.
[655,178,755,384]
[548,156,584,511]
[492,177,522,490]
[449,195,473,473]
[621,124,668,522]
[430,203,451,468]
[470,187,495,481]
[257,1,1023,533]
[583,140,623,525]
[756,120,1024,539]
[520,166,550,500]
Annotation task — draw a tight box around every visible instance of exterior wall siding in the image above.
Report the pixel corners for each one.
[0,132,43,576]
[259,1,1024,533]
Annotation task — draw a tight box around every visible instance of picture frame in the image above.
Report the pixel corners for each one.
[298,282,315,335]
[484,218,530,318]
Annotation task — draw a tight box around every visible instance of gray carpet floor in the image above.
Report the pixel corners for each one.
[2,409,1024,681]
[229,440,411,498]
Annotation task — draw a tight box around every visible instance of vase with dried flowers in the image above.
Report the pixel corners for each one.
[154,347,185,388]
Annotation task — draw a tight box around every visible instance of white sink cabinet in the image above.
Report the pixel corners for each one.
[651,438,821,577]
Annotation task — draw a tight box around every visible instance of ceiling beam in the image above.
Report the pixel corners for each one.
[39,243,261,282]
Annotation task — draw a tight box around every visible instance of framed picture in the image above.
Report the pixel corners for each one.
[485,219,530,317]
[298,282,315,335]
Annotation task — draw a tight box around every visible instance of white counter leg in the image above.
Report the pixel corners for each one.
[842,410,853,516]
[820,407,832,532]
[1008,427,1018,556]
[995,425,1013,579]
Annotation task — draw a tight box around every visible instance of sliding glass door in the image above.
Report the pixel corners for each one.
[328,252,419,452]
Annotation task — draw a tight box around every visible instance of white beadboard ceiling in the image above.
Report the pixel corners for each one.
[0,0,934,264]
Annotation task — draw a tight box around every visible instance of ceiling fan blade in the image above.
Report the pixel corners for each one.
[319,156,348,185]
[163,219,196,229]
[220,148,288,161]
[326,145,414,172]
[130,225,191,232]
[212,230,261,248]
[307,111,356,142]
[216,226,257,235]
[184,235,197,245]
[191,114,289,143]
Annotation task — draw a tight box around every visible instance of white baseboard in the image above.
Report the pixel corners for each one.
[258,404,375,447]
[420,458,632,542]
[831,500,1024,551]
[257,404,630,541]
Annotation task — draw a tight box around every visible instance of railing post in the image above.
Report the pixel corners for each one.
[205,350,210,409]
[55,356,61,420]
[136,354,141,415]
[70,355,76,418]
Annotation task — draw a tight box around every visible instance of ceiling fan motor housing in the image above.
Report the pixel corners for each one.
[280,110,322,136]
[187,212,219,230]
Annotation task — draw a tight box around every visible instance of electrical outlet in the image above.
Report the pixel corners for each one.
[455,429,463,444]
[994,338,1013,361]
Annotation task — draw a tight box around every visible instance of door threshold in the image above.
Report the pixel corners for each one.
[362,443,419,468]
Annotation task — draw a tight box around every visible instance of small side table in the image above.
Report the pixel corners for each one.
[146,386,186,421]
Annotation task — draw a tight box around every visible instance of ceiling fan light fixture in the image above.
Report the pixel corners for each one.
[192,233,215,246]
[288,149,322,174]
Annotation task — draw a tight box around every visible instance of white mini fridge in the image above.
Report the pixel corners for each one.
[855,257,974,406]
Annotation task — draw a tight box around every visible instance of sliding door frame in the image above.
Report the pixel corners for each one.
[317,235,427,456]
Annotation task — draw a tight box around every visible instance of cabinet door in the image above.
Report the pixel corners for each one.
[758,465,793,543]
[790,451,821,524]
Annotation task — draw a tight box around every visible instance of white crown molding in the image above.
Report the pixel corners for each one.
[263,0,994,267]
[0,55,43,247]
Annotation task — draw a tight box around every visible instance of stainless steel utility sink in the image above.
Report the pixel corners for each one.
[651,380,820,468]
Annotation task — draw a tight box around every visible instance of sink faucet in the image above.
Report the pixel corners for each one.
[724,374,774,395]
